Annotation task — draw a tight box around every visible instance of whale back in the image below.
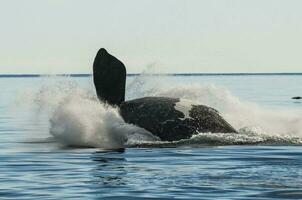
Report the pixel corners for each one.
[120,97,237,141]
[93,48,126,106]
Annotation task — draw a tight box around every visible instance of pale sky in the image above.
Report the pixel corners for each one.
[1,0,302,74]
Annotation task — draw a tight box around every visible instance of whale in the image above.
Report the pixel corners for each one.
[93,48,237,141]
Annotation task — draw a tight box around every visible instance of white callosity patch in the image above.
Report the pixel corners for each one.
[174,99,194,119]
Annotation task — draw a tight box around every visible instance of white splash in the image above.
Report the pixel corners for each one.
[21,75,302,148]
[175,99,193,119]
[22,77,158,148]
[144,83,302,137]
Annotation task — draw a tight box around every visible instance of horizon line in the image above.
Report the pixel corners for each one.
[0,72,302,78]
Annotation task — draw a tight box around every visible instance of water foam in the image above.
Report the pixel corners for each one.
[23,75,302,148]
[24,77,158,148]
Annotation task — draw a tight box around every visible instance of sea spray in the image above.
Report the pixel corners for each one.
[135,82,302,137]
[20,75,302,147]
[128,128,302,148]
[21,77,158,148]
[49,96,127,148]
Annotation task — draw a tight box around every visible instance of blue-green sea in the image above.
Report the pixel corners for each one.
[0,74,301,199]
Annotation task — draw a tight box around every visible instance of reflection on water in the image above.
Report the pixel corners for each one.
[1,138,302,199]
[90,150,127,187]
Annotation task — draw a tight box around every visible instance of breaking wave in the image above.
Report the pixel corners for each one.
[23,75,302,148]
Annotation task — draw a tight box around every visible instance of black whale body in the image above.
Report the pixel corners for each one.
[93,48,237,141]
[120,97,237,141]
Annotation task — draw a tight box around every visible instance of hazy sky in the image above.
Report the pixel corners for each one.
[1,0,302,74]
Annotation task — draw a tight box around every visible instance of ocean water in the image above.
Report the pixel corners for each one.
[0,74,302,199]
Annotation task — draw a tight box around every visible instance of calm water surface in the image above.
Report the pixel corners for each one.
[0,75,301,199]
